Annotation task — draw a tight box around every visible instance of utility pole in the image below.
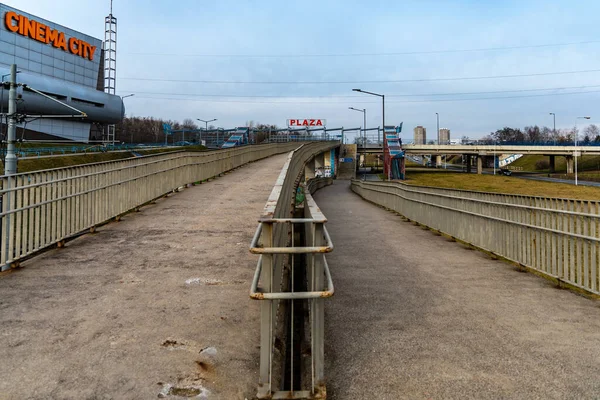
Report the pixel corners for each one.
[5,64,17,175]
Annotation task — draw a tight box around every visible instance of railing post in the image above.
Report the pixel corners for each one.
[258,222,274,399]
[312,222,325,392]
[1,175,12,271]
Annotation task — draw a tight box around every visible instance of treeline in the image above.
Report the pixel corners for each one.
[480,125,600,144]
[113,117,200,144]
[113,117,279,144]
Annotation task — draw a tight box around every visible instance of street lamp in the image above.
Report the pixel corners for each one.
[197,118,217,144]
[121,94,135,143]
[352,89,384,146]
[349,107,366,147]
[549,113,556,145]
[436,112,440,145]
[575,116,591,186]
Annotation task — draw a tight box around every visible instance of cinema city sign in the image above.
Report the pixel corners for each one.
[287,119,326,127]
[4,11,97,61]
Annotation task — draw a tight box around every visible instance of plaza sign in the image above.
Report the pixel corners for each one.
[287,119,326,127]
[4,11,97,61]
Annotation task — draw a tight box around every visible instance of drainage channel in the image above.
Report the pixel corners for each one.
[250,187,334,399]
[282,218,309,393]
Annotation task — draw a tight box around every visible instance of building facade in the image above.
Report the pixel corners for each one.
[0,3,123,142]
[439,128,450,144]
[413,126,426,144]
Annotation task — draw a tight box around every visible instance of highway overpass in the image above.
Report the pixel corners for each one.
[359,143,600,174]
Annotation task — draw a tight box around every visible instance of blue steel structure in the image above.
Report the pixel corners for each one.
[221,127,250,148]
[384,124,406,180]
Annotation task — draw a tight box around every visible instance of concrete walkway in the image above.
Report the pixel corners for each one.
[314,181,600,400]
[0,154,289,400]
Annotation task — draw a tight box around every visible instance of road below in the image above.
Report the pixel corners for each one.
[314,181,600,400]
[0,154,289,400]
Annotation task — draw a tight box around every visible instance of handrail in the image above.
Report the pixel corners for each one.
[352,179,600,296]
[249,222,334,254]
[250,255,334,300]
[248,142,337,399]
[0,143,301,270]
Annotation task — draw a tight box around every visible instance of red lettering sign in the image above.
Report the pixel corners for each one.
[287,119,326,127]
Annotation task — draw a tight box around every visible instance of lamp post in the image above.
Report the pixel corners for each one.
[436,112,440,145]
[493,139,497,175]
[197,118,217,145]
[121,94,135,143]
[349,107,366,147]
[352,89,384,146]
[1,69,20,140]
[575,116,591,186]
[549,112,556,145]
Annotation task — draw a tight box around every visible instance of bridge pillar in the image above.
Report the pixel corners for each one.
[465,155,472,173]
[305,159,315,181]
[314,153,325,171]
[476,156,483,174]
[435,155,442,168]
[566,155,574,174]
[549,155,556,173]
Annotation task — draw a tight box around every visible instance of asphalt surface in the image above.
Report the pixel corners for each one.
[314,181,600,400]
[0,154,290,400]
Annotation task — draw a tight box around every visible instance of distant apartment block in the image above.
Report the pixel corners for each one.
[413,126,427,144]
[439,128,451,144]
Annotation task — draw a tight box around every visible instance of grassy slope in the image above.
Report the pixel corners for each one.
[509,154,600,175]
[404,170,600,201]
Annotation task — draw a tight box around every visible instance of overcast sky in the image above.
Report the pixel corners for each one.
[6,0,600,142]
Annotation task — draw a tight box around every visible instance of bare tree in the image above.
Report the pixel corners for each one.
[182,118,198,130]
[583,124,600,139]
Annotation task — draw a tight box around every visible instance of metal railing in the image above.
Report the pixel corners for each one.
[0,143,302,270]
[351,180,600,295]
[249,142,337,399]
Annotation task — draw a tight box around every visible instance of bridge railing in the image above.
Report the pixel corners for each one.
[0,143,303,271]
[249,142,337,399]
[351,180,600,296]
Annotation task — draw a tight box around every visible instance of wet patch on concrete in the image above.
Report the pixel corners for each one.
[158,383,210,399]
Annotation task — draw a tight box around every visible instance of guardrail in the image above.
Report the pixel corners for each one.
[249,142,337,399]
[351,180,600,296]
[0,142,302,271]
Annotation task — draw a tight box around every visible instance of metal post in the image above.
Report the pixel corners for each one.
[6,64,17,176]
[2,64,17,272]
[257,223,273,399]
[575,116,591,186]
[1,75,5,140]
[575,134,578,186]
[552,113,556,142]
[493,142,496,175]
[436,112,439,145]
[381,95,385,146]
[313,222,325,391]
[363,109,366,148]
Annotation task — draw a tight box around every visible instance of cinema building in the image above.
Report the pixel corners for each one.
[0,3,124,142]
